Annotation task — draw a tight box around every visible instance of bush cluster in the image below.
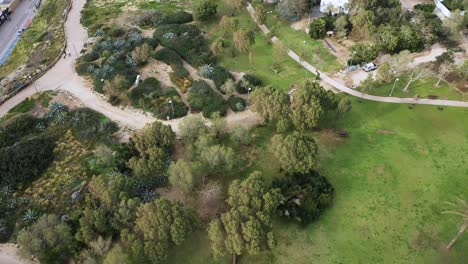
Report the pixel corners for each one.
[130,77,188,119]
[227,96,246,112]
[154,48,190,79]
[154,24,215,67]
[187,81,226,117]
[235,74,263,94]
[140,11,193,27]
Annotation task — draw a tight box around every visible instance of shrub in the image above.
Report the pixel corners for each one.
[198,64,215,78]
[0,135,55,188]
[188,81,226,117]
[210,66,231,88]
[82,51,100,62]
[172,64,190,79]
[414,3,435,13]
[130,77,162,107]
[151,11,193,26]
[243,74,263,87]
[154,48,183,66]
[0,114,40,148]
[154,24,215,67]
[227,96,246,112]
[309,18,326,39]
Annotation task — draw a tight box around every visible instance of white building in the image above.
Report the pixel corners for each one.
[320,0,349,14]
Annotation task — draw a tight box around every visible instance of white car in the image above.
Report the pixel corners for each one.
[363,63,377,72]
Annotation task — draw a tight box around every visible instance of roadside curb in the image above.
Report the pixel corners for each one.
[0,0,72,105]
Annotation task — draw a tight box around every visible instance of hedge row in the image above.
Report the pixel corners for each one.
[187,81,226,117]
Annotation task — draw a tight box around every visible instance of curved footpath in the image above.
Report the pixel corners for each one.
[0,0,260,133]
[247,4,468,108]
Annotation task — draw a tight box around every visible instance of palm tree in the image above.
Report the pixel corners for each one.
[443,196,467,250]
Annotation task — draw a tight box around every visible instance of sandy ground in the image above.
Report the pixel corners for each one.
[0,244,32,264]
[400,0,431,10]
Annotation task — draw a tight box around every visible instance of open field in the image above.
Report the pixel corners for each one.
[359,76,466,101]
[169,96,468,263]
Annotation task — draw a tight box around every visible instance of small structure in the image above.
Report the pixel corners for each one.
[320,0,349,14]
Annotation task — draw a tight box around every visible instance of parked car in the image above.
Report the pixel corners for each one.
[363,63,377,72]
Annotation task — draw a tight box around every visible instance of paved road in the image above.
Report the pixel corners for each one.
[247,3,468,108]
[0,0,37,64]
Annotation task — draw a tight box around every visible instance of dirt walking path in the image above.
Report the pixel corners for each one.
[246,3,468,108]
[0,0,261,133]
[0,244,32,264]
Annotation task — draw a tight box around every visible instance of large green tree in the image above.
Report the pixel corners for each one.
[290,81,337,131]
[122,199,197,263]
[207,172,282,263]
[271,132,319,174]
[250,86,290,123]
[128,122,175,179]
[17,214,75,263]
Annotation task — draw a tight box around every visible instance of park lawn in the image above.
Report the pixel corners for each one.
[262,5,343,73]
[191,1,310,90]
[169,97,468,263]
[359,76,466,101]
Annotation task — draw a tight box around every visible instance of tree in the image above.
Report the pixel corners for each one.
[168,160,199,192]
[457,60,468,80]
[377,24,400,53]
[273,171,334,224]
[128,122,175,179]
[334,15,349,38]
[403,66,431,92]
[122,199,197,263]
[251,86,290,123]
[255,4,267,25]
[233,29,255,54]
[178,115,209,142]
[207,172,282,263]
[103,245,129,264]
[209,112,226,137]
[230,125,252,145]
[198,145,237,175]
[338,97,352,116]
[349,9,375,38]
[220,16,239,35]
[0,135,55,188]
[443,10,465,42]
[309,18,326,39]
[435,62,453,87]
[228,0,247,14]
[290,81,337,131]
[399,24,424,52]
[17,214,75,263]
[376,62,394,83]
[195,0,218,21]
[277,0,310,19]
[271,132,319,174]
[442,196,467,250]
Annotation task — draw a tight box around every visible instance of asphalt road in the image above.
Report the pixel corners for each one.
[0,0,37,65]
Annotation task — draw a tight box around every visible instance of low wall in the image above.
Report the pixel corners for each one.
[434,0,452,17]
[0,0,72,105]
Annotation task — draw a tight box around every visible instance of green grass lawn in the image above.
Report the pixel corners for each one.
[189,0,310,91]
[169,97,468,264]
[359,76,466,101]
[263,5,343,73]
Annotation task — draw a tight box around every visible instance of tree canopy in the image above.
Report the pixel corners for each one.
[271,132,319,174]
[207,172,282,259]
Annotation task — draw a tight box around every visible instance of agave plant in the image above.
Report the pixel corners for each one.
[142,189,157,203]
[126,55,137,69]
[22,208,40,223]
[128,32,143,44]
